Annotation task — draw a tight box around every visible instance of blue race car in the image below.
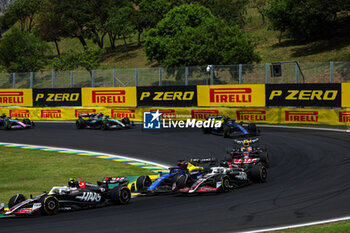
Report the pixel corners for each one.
[76,113,133,130]
[202,115,259,138]
[135,158,218,194]
[0,114,35,130]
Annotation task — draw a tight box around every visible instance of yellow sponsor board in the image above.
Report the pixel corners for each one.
[197,84,265,107]
[82,87,137,107]
[342,83,350,107]
[0,89,32,107]
[0,107,348,127]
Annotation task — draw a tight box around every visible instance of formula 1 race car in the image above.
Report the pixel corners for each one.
[3,177,131,216]
[76,113,133,130]
[202,115,259,138]
[0,114,35,130]
[178,163,267,194]
[224,138,269,168]
[136,158,218,194]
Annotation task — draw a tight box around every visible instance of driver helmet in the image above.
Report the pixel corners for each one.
[243,140,250,147]
[97,113,104,117]
[177,161,188,169]
[68,178,78,188]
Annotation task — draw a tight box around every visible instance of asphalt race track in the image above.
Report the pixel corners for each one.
[1,123,350,233]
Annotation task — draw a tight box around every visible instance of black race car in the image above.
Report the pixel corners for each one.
[178,162,267,194]
[202,115,259,138]
[224,138,269,168]
[0,114,35,130]
[76,113,133,130]
[3,177,131,216]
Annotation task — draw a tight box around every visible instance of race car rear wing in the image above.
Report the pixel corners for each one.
[233,138,259,145]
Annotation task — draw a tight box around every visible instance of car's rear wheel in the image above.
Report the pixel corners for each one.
[121,117,130,126]
[8,194,25,208]
[41,195,59,215]
[136,175,152,192]
[248,165,267,183]
[259,151,269,168]
[223,126,231,138]
[110,186,131,205]
[76,118,86,129]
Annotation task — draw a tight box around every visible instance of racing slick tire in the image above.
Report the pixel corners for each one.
[76,118,86,129]
[214,175,230,192]
[136,175,152,192]
[4,119,12,130]
[121,117,130,127]
[23,118,35,128]
[259,151,270,168]
[248,123,257,134]
[41,195,59,215]
[110,186,131,205]
[248,165,267,183]
[202,127,211,134]
[101,120,109,130]
[8,194,25,209]
[223,126,231,138]
[176,174,189,189]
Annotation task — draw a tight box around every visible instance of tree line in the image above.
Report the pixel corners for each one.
[0,0,348,73]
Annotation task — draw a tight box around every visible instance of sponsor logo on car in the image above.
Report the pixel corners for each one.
[111,109,135,119]
[76,192,101,202]
[41,110,62,119]
[9,109,30,118]
[209,88,252,103]
[339,111,350,123]
[285,111,318,122]
[191,109,219,119]
[75,109,96,117]
[92,90,126,104]
[0,91,24,104]
[236,110,266,121]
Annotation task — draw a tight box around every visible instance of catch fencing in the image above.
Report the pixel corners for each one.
[0,62,349,89]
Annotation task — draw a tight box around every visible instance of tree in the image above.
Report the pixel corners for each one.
[0,28,49,72]
[52,48,101,77]
[144,4,260,67]
[265,0,350,41]
[2,0,43,32]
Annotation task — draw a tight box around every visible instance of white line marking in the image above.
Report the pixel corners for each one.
[258,124,349,133]
[0,142,170,168]
[240,216,350,233]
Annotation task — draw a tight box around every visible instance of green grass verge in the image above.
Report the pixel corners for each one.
[271,220,350,233]
[0,147,154,203]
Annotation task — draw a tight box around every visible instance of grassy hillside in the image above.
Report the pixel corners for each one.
[47,8,350,70]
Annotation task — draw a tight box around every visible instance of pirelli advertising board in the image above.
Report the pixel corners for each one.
[81,87,137,107]
[33,88,81,106]
[266,84,341,107]
[197,84,265,107]
[0,89,32,106]
[137,86,197,107]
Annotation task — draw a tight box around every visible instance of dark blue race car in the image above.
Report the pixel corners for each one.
[202,115,259,138]
[76,113,133,130]
[135,158,218,194]
[0,114,35,130]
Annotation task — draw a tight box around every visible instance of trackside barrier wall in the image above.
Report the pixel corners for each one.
[0,107,349,127]
[0,84,349,126]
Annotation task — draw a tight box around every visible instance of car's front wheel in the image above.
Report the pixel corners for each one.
[41,195,59,215]
[8,194,25,208]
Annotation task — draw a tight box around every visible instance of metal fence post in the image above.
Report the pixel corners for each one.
[330,61,334,83]
[113,69,116,87]
[159,67,162,86]
[185,67,189,85]
[295,64,299,83]
[29,72,33,88]
[52,71,55,88]
[239,64,243,84]
[210,66,214,85]
[12,73,15,88]
[135,68,138,86]
[70,71,74,88]
[265,63,269,84]
[91,70,95,87]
